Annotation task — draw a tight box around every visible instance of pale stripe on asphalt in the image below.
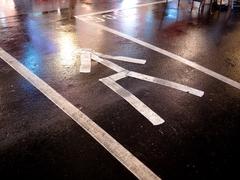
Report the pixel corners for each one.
[91,53,126,72]
[0,47,161,180]
[80,51,92,73]
[128,71,204,97]
[94,52,146,64]
[91,54,204,97]
[99,77,165,125]
[75,20,240,91]
[107,70,129,81]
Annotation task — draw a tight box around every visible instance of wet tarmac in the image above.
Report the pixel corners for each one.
[0,0,240,179]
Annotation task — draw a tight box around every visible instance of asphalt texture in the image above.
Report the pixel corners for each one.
[0,0,240,179]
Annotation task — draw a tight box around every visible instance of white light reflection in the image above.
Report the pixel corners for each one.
[0,0,16,18]
[117,8,138,36]
[121,0,138,8]
[57,8,61,15]
[58,33,77,66]
[81,4,92,10]
[0,0,15,10]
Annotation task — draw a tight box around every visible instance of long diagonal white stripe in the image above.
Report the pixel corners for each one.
[99,77,165,125]
[128,71,204,97]
[0,47,161,180]
[75,19,240,91]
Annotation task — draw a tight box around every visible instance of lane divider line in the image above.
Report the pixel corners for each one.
[0,47,161,180]
[99,76,165,125]
[75,19,240,91]
[75,0,169,18]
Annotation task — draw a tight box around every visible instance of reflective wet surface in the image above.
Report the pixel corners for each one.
[0,0,240,179]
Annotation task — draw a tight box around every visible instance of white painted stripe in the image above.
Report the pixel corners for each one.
[107,70,129,81]
[0,47,161,180]
[91,53,203,96]
[100,77,165,125]
[76,20,240,91]
[91,53,126,72]
[94,52,146,64]
[128,71,204,97]
[80,51,91,73]
[75,0,169,18]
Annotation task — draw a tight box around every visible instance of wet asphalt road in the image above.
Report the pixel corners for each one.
[0,0,240,179]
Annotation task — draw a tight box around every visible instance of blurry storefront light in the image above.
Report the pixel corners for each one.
[166,8,178,19]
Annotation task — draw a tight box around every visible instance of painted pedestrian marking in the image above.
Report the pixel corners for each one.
[75,18,240,91]
[79,49,92,73]
[76,0,169,18]
[76,49,204,125]
[100,77,165,125]
[0,47,161,180]
[94,52,146,64]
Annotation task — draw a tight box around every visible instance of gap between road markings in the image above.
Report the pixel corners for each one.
[0,47,161,180]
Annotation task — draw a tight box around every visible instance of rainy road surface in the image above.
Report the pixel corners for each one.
[0,0,240,179]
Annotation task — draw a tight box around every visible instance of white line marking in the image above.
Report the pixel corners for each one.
[75,0,169,18]
[0,47,161,180]
[91,53,126,72]
[94,52,146,64]
[128,71,204,97]
[100,77,165,125]
[75,20,240,91]
[80,51,91,73]
[107,70,129,81]
[91,53,204,97]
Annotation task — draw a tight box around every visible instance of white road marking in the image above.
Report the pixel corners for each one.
[75,20,240,91]
[0,47,161,180]
[99,77,165,125]
[91,53,204,97]
[91,53,126,72]
[94,52,146,64]
[75,0,169,18]
[128,71,204,97]
[80,50,91,73]
[90,54,202,124]
[107,70,129,81]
